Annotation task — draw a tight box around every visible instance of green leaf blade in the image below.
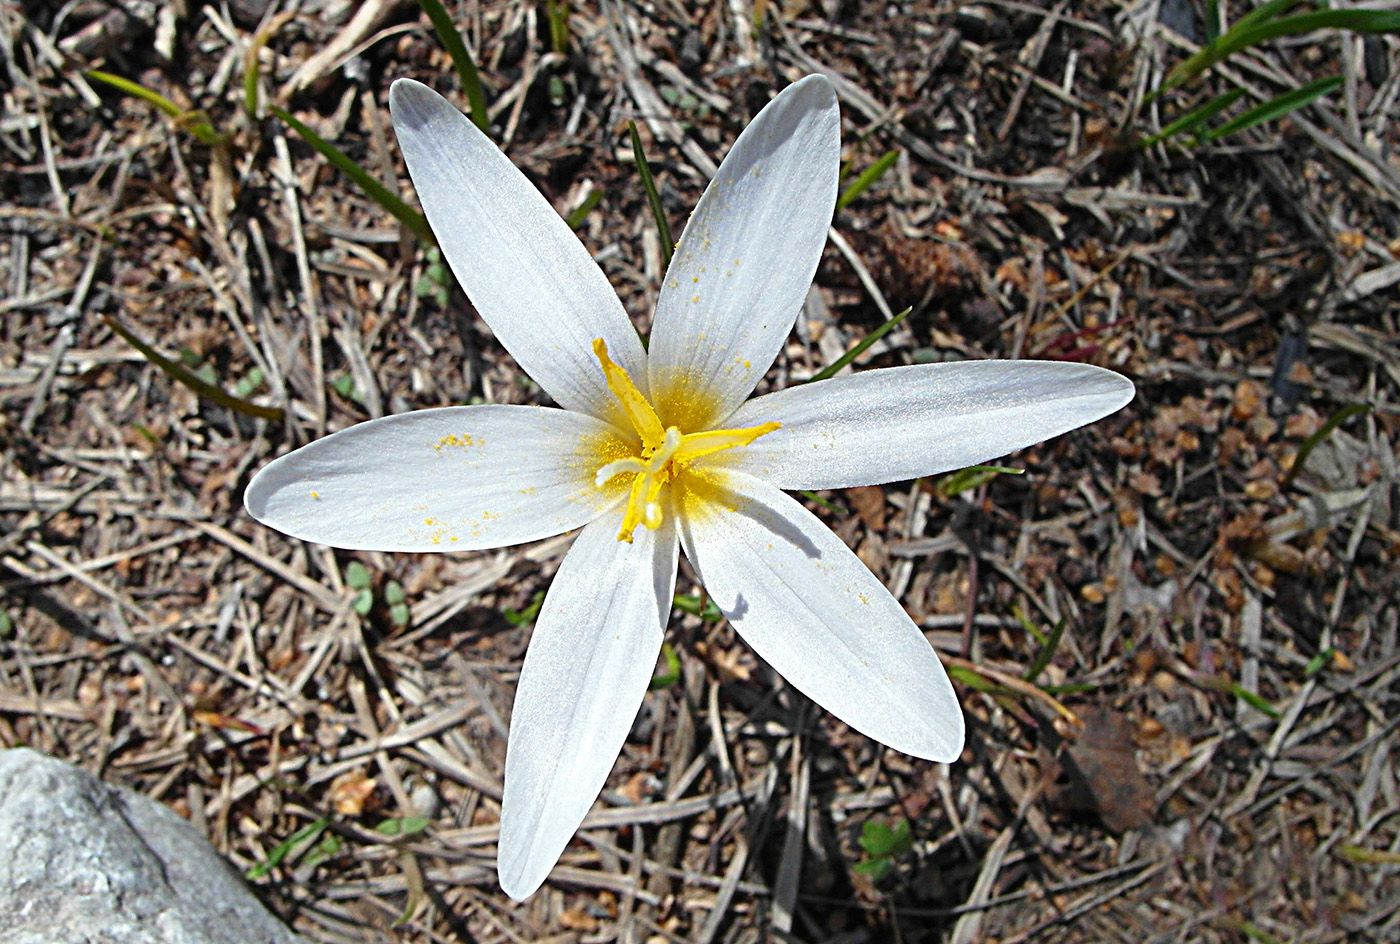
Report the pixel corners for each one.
[836,150,899,212]
[628,121,674,269]
[414,0,489,133]
[1201,74,1344,142]
[271,105,433,242]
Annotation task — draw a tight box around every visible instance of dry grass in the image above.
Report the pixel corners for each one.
[2,0,1399,941]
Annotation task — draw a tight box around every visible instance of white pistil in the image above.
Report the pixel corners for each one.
[595,457,646,487]
[596,426,684,541]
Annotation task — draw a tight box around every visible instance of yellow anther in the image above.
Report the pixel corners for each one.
[672,422,781,467]
[592,339,664,450]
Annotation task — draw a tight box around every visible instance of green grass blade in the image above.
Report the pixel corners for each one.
[242,12,290,117]
[1232,0,1305,33]
[648,641,682,690]
[799,490,849,515]
[503,591,545,627]
[87,69,182,119]
[673,593,722,622]
[940,464,1023,497]
[1338,844,1400,865]
[1303,646,1336,677]
[946,664,1003,694]
[628,120,674,269]
[374,815,429,837]
[1139,88,1246,148]
[86,70,225,145]
[565,187,603,229]
[1283,402,1371,486]
[806,306,912,384]
[1023,617,1068,683]
[1201,74,1343,141]
[270,105,434,242]
[1228,682,1281,718]
[105,316,284,421]
[1237,5,1400,49]
[1164,9,1400,90]
[247,817,330,879]
[835,150,899,212]
[546,0,570,54]
[1204,0,1221,44]
[414,0,489,133]
[243,49,260,118]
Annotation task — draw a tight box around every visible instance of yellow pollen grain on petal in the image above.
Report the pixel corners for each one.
[592,338,664,449]
[650,367,723,431]
[434,433,475,450]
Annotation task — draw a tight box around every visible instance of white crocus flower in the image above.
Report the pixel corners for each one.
[245,74,1134,900]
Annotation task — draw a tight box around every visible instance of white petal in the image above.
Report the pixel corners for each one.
[390,79,647,422]
[244,405,626,551]
[497,512,679,900]
[722,361,1135,489]
[677,470,963,761]
[646,75,840,429]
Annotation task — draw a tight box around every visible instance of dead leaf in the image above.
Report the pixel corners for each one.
[846,485,886,531]
[1047,707,1154,832]
[329,769,377,816]
[558,908,599,931]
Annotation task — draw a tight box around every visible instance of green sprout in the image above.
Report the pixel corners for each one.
[374,814,430,838]
[344,561,410,627]
[672,593,723,623]
[1284,402,1372,487]
[565,187,604,230]
[854,817,913,881]
[414,245,452,306]
[86,70,227,146]
[1161,1,1400,94]
[546,0,570,54]
[648,642,682,690]
[806,307,913,385]
[329,373,360,403]
[503,591,546,627]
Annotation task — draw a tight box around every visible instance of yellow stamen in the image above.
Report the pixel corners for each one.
[593,338,664,450]
[671,422,782,467]
[614,427,681,542]
[590,339,781,543]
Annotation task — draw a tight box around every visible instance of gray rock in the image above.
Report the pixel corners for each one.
[0,747,308,944]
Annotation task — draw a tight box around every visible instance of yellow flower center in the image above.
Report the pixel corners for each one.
[592,339,779,542]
